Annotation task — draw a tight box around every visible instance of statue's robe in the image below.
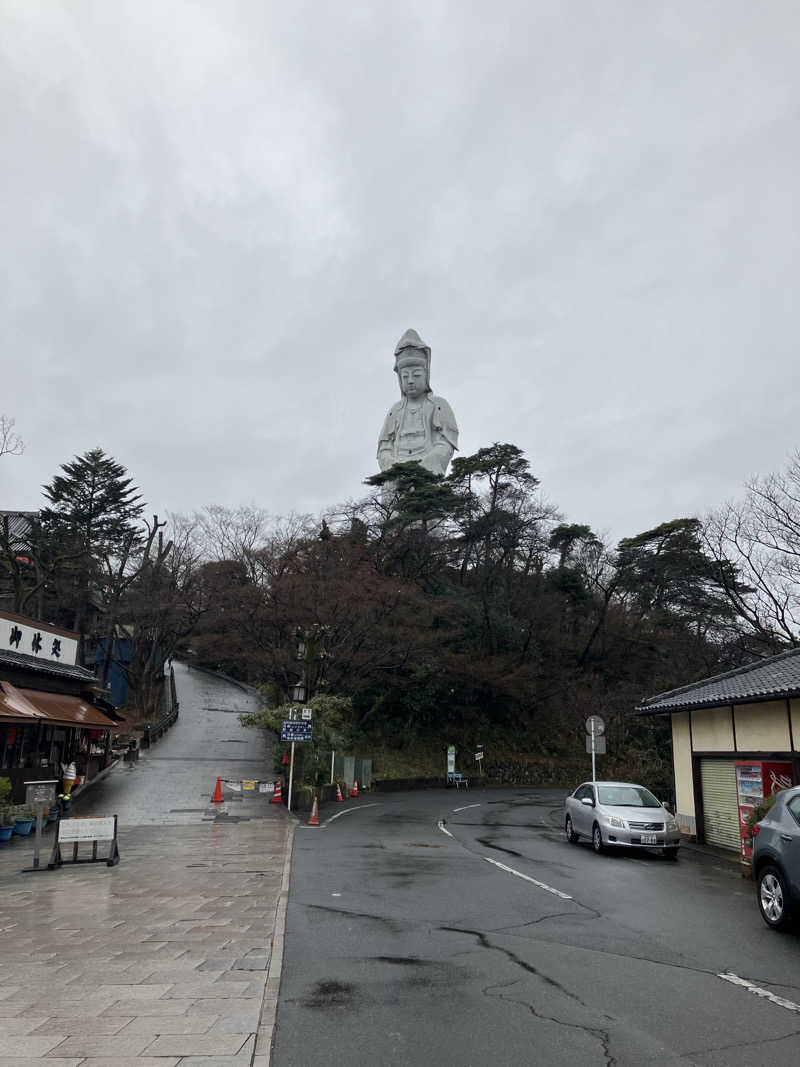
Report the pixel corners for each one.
[377,394,459,476]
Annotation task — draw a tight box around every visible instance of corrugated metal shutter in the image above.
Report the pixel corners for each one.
[700,759,740,851]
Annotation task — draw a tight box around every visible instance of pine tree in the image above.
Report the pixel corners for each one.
[40,448,145,637]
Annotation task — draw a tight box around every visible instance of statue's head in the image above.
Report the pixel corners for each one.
[394,328,431,399]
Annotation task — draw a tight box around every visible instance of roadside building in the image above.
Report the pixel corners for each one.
[0,610,122,802]
[636,650,800,853]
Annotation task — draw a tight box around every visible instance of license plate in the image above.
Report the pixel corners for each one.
[640,833,657,845]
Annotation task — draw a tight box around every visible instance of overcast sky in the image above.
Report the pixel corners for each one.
[2,2,798,544]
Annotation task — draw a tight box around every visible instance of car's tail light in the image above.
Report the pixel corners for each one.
[752,825,760,837]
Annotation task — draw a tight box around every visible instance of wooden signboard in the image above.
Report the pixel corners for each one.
[49,814,120,868]
[22,779,59,872]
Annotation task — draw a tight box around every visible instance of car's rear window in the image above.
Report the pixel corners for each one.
[597,785,660,808]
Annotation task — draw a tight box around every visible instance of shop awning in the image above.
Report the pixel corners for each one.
[0,681,117,729]
[0,681,45,721]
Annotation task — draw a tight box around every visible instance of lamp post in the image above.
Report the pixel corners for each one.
[285,679,306,812]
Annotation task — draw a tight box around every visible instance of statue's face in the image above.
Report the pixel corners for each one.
[398,357,427,400]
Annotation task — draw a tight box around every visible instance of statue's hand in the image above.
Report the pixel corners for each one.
[422,443,454,477]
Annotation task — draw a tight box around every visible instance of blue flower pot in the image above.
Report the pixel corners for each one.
[0,825,14,842]
[13,818,34,836]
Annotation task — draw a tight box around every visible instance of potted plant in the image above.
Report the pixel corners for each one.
[0,779,14,842]
[0,810,14,842]
[13,806,36,836]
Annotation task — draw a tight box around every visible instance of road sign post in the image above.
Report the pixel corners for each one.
[281,715,313,812]
[289,741,295,812]
[591,722,596,784]
[474,744,484,776]
[585,716,606,784]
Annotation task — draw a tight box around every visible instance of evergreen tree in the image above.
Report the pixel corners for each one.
[40,448,145,636]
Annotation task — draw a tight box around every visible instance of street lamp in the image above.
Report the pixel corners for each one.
[291,679,306,703]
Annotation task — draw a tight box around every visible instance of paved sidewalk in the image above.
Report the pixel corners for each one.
[0,666,294,1067]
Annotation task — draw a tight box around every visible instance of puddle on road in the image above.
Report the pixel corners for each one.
[476,837,522,858]
[374,956,427,965]
[300,980,357,1011]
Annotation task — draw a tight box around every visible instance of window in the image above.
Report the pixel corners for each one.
[597,785,661,808]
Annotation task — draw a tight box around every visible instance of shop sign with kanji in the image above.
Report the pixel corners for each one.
[1,612,79,666]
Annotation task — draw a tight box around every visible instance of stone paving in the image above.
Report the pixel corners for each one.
[0,664,293,1067]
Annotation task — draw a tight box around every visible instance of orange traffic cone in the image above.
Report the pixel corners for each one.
[271,778,283,804]
[211,776,224,803]
[308,795,320,826]
[335,782,344,802]
[351,778,359,798]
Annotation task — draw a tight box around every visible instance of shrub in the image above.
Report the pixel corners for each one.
[746,790,781,834]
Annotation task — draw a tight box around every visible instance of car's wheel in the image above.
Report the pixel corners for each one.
[565,815,578,844]
[758,864,792,930]
[663,847,679,861]
[592,822,604,854]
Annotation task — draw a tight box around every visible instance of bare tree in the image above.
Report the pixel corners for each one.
[706,451,800,649]
[0,511,84,617]
[0,415,23,458]
[193,504,315,587]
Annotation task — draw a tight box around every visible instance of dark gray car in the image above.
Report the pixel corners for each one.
[752,785,800,929]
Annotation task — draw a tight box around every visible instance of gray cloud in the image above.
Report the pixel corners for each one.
[2,1,798,542]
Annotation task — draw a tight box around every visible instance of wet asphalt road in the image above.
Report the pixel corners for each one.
[273,788,800,1067]
[78,662,272,826]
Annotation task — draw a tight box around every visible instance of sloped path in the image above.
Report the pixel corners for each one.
[0,663,292,1067]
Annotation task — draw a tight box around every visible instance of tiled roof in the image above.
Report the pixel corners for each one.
[636,648,800,714]
[0,647,97,683]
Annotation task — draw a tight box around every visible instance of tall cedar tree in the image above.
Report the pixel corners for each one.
[40,448,145,638]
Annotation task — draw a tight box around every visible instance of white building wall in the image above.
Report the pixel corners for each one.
[671,711,696,837]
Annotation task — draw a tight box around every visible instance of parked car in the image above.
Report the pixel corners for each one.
[564,780,681,859]
[752,785,800,930]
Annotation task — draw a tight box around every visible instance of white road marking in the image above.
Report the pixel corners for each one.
[484,857,573,900]
[718,972,800,1014]
[324,802,379,825]
[453,803,481,813]
[437,820,454,838]
[331,893,341,897]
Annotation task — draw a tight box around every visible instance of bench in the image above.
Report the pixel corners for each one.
[448,773,470,789]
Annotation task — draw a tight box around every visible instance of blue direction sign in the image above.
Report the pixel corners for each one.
[281,720,313,742]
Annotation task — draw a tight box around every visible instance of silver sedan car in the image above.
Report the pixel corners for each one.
[564,780,681,859]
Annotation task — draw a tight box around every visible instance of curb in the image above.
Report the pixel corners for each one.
[678,839,744,871]
[69,758,121,805]
[257,817,295,1066]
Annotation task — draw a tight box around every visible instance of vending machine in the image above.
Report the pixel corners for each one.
[735,760,794,859]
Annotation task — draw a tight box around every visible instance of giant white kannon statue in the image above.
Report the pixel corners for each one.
[376,329,459,477]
